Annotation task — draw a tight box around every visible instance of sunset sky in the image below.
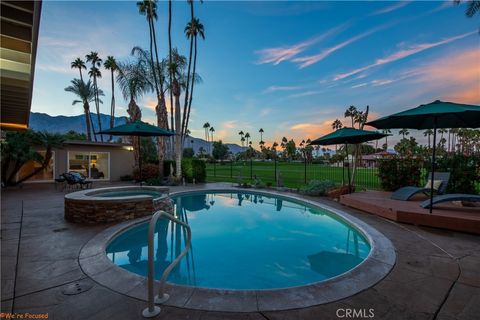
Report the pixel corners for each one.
[32,1,480,147]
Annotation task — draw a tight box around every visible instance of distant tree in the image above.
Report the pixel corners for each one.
[104,56,118,135]
[331,119,343,130]
[212,140,229,160]
[238,130,244,146]
[2,131,65,186]
[424,129,434,149]
[259,128,264,142]
[63,130,87,141]
[209,126,215,142]
[344,105,358,127]
[183,147,194,158]
[86,51,103,141]
[382,129,391,150]
[399,128,410,139]
[285,139,296,160]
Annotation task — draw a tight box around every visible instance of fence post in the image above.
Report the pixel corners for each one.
[213,160,216,177]
[230,160,233,178]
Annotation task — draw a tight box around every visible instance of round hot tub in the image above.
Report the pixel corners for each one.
[64,186,172,224]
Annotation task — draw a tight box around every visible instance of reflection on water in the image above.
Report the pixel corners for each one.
[107,192,370,290]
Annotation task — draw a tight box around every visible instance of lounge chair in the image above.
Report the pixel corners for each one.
[391,172,450,201]
[421,194,480,209]
[61,172,93,191]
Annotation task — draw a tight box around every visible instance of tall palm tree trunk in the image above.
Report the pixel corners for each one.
[181,1,195,141]
[109,69,115,140]
[93,75,103,141]
[168,0,174,156]
[184,36,197,142]
[174,86,182,179]
[84,103,92,141]
[79,68,83,82]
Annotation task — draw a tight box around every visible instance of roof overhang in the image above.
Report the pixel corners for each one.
[1,1,42,131]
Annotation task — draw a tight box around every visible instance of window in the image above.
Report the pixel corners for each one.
[17,151,55,182]
[68,151,110,180]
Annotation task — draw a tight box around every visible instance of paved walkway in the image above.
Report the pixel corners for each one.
[1,183,479,320]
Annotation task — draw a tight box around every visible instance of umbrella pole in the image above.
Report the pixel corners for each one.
[139,137,143,185]
[345,143,351,194]
[429,121,437,214]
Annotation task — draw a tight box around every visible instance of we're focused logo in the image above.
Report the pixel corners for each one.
[336,308,375,318]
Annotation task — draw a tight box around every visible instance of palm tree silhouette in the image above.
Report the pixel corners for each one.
[65,79,103,141]
[183,15,205,139]
[71,58,86,82]
[399,128,410,139]
[86,51,103,141]
[209,127,215,143]
[259,128,264,142]
[238,131,244,146]
[104,56,117,136]
[116,60,149,169]
[245,132,251,146]
[344,105,357,127]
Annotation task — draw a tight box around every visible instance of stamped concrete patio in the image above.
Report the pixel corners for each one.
[1,182,479,320]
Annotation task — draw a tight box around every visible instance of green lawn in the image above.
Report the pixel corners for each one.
[206,161,382,189]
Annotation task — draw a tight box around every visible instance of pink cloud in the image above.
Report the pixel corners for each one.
[334,31,477,80]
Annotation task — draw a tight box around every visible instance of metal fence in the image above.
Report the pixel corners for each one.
[205,159,382,190]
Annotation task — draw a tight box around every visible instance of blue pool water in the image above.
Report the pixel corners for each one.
[95,190,163,198]
[106,191,370,290]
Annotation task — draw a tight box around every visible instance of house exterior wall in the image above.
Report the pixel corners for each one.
[55,144,135,181]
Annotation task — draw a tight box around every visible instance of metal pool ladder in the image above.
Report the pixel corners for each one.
[142,209,192,318]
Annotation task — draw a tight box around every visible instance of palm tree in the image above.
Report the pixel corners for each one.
[86,52,103,141]
[382,129,391,150]
[455,1,480,33]
[203,122,210,142]
[245,132,251,146]
[344,105,357,127]
[238,131,244,146]
[209,126,215,142]
[399,128,410,139]
[423,129,433,149]
[332,119,343,130]
[168,0,174,131]
[71,58,86,81]
[103,56,117,137]
[116,60,150,168]
[167,49,188,178]
[259,128,264,142]
[131,46,169,174]
[64,79,102,141]
[241,137,245,147]
[183,17,205,140]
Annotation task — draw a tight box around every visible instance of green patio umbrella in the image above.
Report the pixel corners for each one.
[100,121,174,182]
[309,127,388,193]
[366,100,480,212]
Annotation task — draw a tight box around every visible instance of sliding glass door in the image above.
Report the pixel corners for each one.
[68,151,110,180]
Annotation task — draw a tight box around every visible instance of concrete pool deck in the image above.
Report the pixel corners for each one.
[2,182,480,319]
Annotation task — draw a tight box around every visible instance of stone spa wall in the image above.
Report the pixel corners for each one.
[64,186,173,224]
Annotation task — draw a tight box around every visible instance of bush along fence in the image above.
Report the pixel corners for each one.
[206,157,480,193]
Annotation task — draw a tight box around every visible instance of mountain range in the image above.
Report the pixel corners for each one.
[29,112,247,154]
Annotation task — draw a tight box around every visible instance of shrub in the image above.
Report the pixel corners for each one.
[299,180,336,196]
[433,154,480,194]
[180,158,206,183]
[145,177,163,186]
[133,163,160,181]
[253,178,266,189]
[377,157,422,191]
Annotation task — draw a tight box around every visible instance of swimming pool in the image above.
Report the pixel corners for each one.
[107,190,371,290]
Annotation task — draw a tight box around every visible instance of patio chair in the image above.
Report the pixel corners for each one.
[69,171,93,189]
[421,194,480,209]
[60,173,80,191]
[391,172,450,201]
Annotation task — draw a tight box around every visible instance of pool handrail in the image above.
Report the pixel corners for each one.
[142,208,192,318]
